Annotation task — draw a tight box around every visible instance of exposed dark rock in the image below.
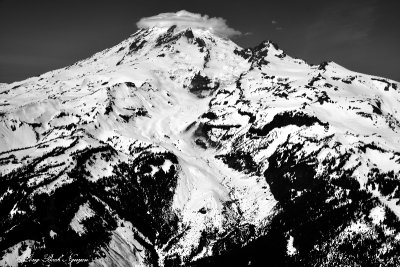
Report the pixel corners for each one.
[128,39,146,54]
[249,111,327,136]
[184,29,194,40]
[201,112,218,120]
[342,76,356,84]
[316,91,331,104]
[125,82,136,88]
[237,109,256,123]
[234,48,252,60]
[318,61,331,71]
[372,100,382,115]
[308,74,324,87]
[195,37,206,49]
[216,151,258,174]
[155,25,182,47]
[195,139,208,149]
[372,78,392,91]
[188,72,219,98]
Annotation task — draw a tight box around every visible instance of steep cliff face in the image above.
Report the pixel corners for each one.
[1,25,400,266]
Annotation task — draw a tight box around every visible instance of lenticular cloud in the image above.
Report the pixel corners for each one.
[136,10,241,38]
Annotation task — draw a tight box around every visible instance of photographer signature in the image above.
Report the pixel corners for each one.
[18,254,89,266]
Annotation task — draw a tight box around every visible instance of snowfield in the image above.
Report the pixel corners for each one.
[1,25,400,266]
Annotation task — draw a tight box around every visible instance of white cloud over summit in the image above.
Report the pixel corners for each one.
[136,10,241,38]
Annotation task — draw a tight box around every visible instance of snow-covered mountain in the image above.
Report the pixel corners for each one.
[1,25,400,266]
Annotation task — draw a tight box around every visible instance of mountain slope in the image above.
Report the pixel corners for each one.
[1,25,400,266]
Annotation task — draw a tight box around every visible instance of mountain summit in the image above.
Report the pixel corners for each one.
[1,25,400,266]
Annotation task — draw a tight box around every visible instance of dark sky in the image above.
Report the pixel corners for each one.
[0,0,399,83]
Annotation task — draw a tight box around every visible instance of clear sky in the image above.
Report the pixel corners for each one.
[0,0,399,83]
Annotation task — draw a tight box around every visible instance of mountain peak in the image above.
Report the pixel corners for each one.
[1,15,400,267]
[136,10,241,39]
